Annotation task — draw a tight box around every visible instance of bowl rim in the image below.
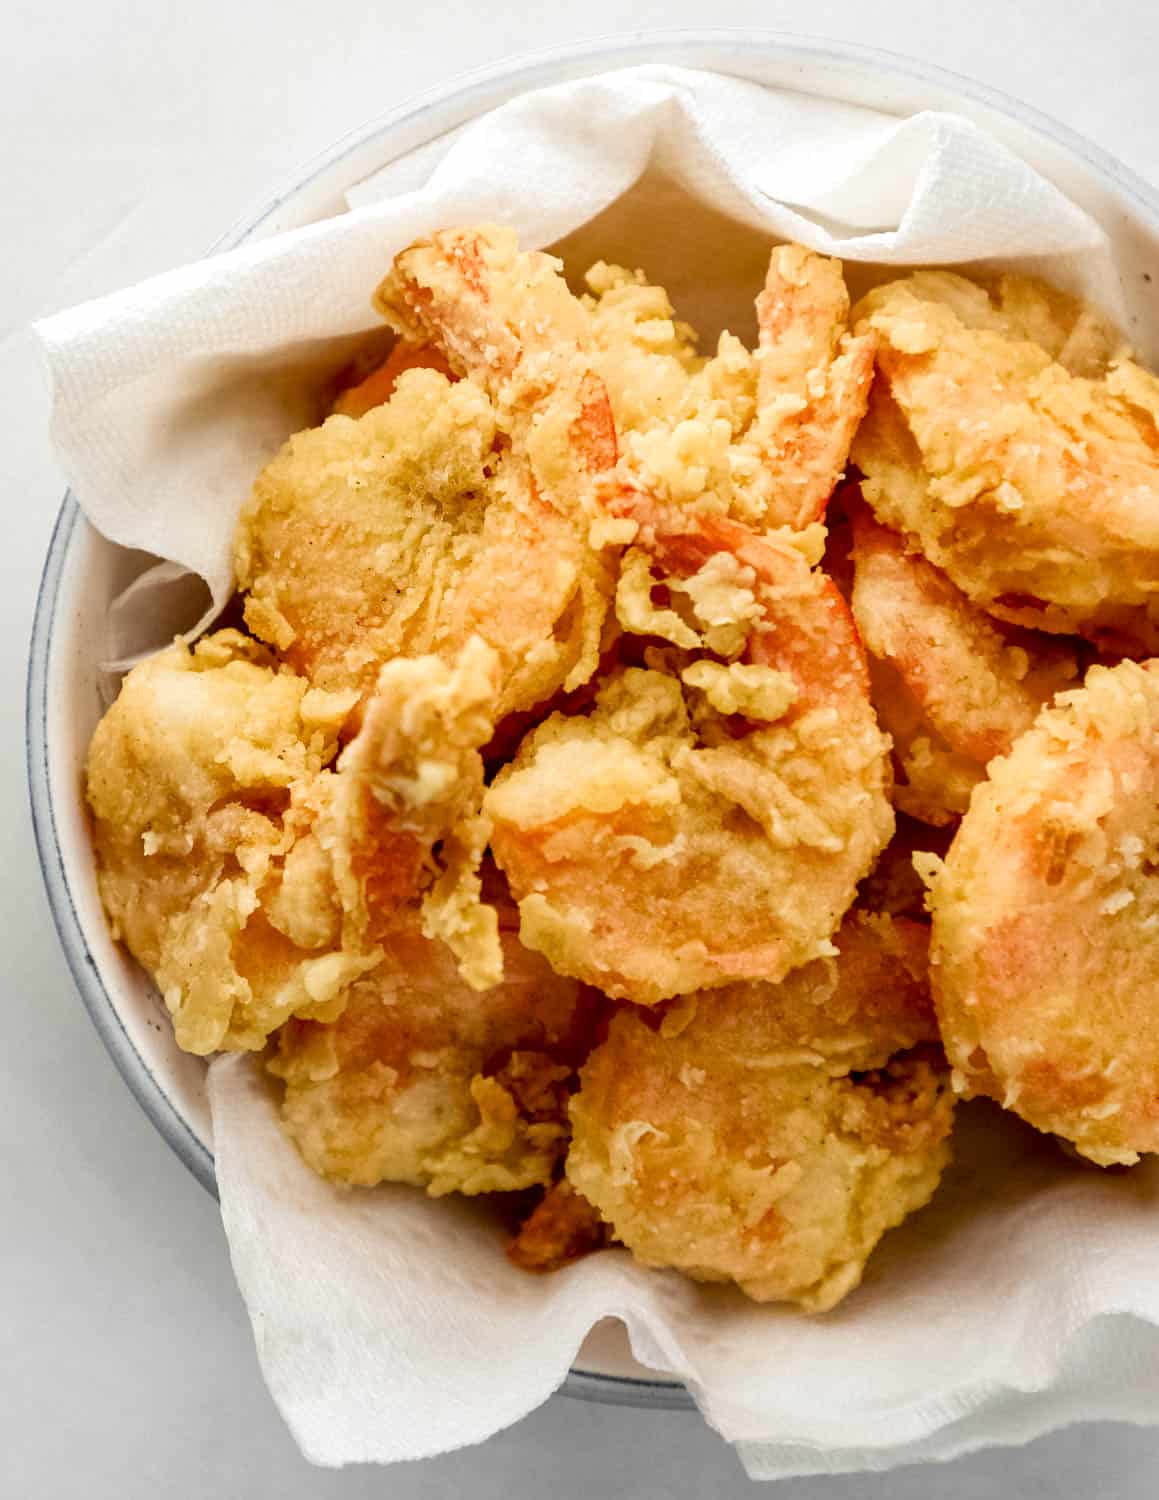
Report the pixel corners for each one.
[27,25,1159,1412]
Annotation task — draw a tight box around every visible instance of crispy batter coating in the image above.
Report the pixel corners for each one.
[851,271,1159,653]
[506,1180,610,1272]
[927,659,1159,1166]
[86,630,368,1054]
[236,368,611,721]
[487,505,893,1003]
[321,637,504,989]
[567,914,953,1309]
[379,226,590,384]
[269,914,598,1195]
[375,225,617,521]
[86,633,504,1052]
[850,504,1081,823]
[748,246,877,528]
[582,261,703,436]
[583,247,874,531]
[91,226,1159,1306]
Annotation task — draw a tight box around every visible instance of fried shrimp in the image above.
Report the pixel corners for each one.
[851,271,1159,653]
[746,245,877,527]
[582,246,875,531]
[92,223,1159,1309]
[332,340,453,418]
[486,502,893,1004]
[567,913,954,1309]
[269,912,598,1195]
[850,504,1082,823]
[87,634,504,1054]
[374,224,618,517]
[85,630,370,1055]
[322,637,504,990]
[235,365,611,723]
[926,658,1159,1167]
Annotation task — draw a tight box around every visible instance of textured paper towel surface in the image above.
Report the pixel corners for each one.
[210,1057,1159,1476]
[37,64,1159,1477]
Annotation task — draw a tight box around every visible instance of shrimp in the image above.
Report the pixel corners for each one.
[851,270,1159,653]
[331,339,453,418]
[86,633,504,1055]
[237,228,618,724]
[374,225,618,518]
[746,244,878,526]
[566,912,954,1310]
[925,658,1159,1167]
[269,909,600,1196]
[849,502,1082,824]
[85,630,371,1055]
[583,246,875,531]
[485,498,894,1004]
[321,637,505,990]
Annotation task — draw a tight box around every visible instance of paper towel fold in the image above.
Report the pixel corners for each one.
[210,1055,1159,1475]
[36,63,1158,1477]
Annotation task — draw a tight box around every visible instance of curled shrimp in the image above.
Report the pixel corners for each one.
[85,633,505,1056]
[566,911,953,1309]
[237,227,617,725]
[851,270,1159,653]
[485,495,893,1004]
[85,630,370,1055]
[746,244,878,526]
[583,244,875,531]
[375,224,618,516]
[849,500,1083,825]
[270,904,601,1195]
[926,657,1159,1166]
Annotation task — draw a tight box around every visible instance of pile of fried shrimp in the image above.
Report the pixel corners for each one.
[85,226,1159,1313]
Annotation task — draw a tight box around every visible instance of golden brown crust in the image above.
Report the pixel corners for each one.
[235,368,612,722]
[566,913,953,1309]
[506,1181,610,1272]
[375,225,618,523]
[851,271,1159,653]
[487,505,892,1004]
[86,631,366,1054]
[850,502,1081,824]
[583,247,873,533]
[269,914,598,1195]
[320,638,504,989]
[928,659,1159,1165]
[86,634,507,1052]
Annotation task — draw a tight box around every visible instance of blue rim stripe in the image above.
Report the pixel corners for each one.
[26,498,218,1191]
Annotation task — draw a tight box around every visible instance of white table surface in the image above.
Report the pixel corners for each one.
[4,2,1158,1494]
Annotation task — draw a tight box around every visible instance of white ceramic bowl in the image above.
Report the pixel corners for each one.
[28,28,1159,1409]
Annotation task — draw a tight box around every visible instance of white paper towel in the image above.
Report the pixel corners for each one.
[209,1056,1159,1475]
[34,64,1159,1477]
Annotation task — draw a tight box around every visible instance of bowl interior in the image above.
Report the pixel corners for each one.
[30,30,1159,1400]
